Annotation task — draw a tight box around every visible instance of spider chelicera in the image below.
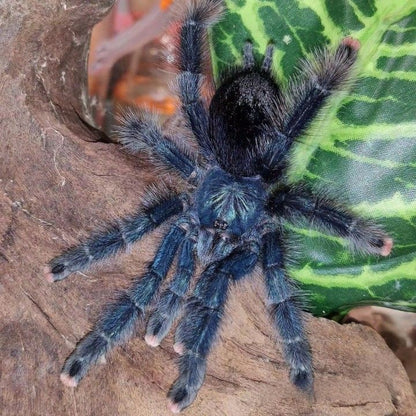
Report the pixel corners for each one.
[45,0,393,412]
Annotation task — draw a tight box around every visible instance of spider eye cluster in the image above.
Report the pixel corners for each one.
[213,219,228,230]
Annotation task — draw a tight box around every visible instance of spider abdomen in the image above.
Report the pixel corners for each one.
[208,70,282,176]
[196,168,266,236]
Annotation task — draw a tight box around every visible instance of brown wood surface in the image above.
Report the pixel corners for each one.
[1,1,416,415]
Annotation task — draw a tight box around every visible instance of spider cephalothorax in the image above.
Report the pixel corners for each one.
[46,0,393,413]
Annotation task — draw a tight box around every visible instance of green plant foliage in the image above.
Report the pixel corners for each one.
[211,0,416,317]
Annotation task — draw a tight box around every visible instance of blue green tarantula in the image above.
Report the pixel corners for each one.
[45,0,393,413]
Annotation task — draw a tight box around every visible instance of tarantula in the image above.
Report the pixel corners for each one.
[45,0,393,412]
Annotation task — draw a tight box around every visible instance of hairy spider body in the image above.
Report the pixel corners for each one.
[46,0,393,413]
[197,168,266,235]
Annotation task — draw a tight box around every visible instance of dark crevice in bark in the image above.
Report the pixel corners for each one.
[72,106,112,143]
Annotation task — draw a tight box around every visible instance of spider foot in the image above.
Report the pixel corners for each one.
[167,353,206,412]
[144,334,161,348]
[146,290,183,347]
[45,244,92,282]
[173,342,185,355]
[362,233,394,257]
[341,37,361,51]
[60,331,112,388]
[44,262,72,282]
[60,372,78,388]
[290,366,314,392]
[43,265,56,282]
[60,358,85,388]
[380,237,393,257]
[167,383,199,414]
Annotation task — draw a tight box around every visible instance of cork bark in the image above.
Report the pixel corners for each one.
[1,1,415,415]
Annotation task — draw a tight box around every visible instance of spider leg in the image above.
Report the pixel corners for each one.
[175,0,224,155]
[116,110,197,181]
[268,186,393,256]
[145,235,196,347]
[261,38,360,180]
[284,38,360,139]
[262,229,313,391]
[261,43,275,73]
[45,192,185,282]
[60,220,187,388]
[168,241,259,413]
[243,41,254,69]
[243,42,274,72]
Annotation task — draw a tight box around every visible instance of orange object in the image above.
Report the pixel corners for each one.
[160,0,174,11]
[113,75,178,116]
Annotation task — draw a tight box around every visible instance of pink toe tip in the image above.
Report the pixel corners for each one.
[60,373,78,388]
[145,334,160,347]
[173,343,184,355]
[342,37,361,51]
[43,266,55,283]
[97,354,107,365]
[168,400,181,414]
[380,238,393,256]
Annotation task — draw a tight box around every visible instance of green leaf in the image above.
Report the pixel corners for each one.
[211,0,416,317]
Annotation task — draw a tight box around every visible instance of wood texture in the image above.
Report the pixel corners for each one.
[1,1,415,415]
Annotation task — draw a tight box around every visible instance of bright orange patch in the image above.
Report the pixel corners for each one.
[160,0,174,11]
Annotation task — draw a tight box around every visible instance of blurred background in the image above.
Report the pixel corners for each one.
[88,0,178,134]
[87,0,416,393]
